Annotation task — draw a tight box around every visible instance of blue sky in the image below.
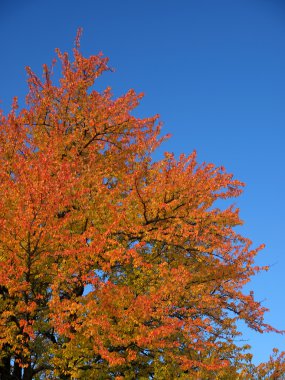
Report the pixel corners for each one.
[1,0,284,365]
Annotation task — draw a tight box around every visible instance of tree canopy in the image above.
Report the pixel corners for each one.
[0,31,284,379]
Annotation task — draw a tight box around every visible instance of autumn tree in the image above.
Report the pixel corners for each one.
[0,31,283,379]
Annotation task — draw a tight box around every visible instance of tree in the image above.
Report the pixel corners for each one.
[0,31,283,379]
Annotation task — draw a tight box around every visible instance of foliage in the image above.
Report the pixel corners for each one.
[0,31,283,379]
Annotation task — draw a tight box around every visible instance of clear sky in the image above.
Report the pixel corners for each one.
[1,0,284,365]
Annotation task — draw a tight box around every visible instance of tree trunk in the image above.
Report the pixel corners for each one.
[0,358,11,379]
[23,364,33,380]
[12,362,22,379]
